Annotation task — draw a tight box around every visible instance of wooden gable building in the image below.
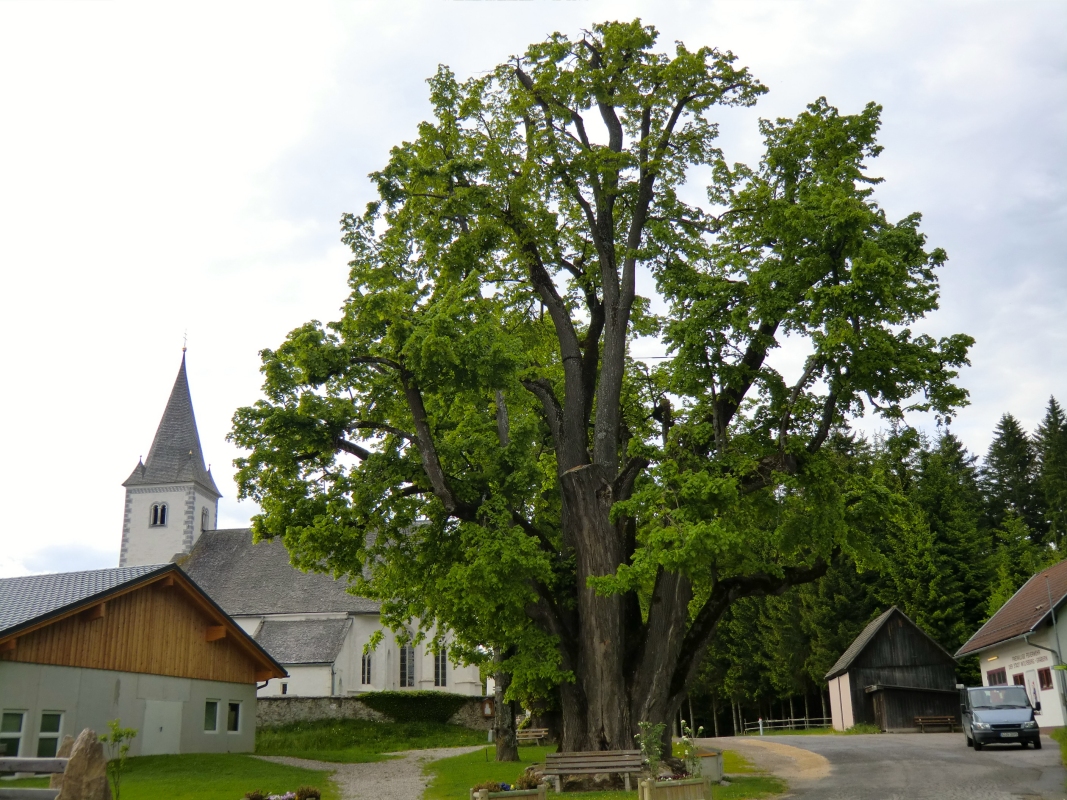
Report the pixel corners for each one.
[0,563,285,758]
[825,607,959,732]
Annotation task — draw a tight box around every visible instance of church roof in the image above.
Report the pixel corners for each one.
[123,354,220,497]
[254,618,351,665]
[0,564,168,636]
[181,528,381,616]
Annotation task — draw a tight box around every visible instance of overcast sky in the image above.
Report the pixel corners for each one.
[1,1,1063,577]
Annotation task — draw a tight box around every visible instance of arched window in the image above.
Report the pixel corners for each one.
[399,642,415,688]
[361,652,373,685]
[201,507,209,532]
[434,651,448,687]
[150,503,168,527]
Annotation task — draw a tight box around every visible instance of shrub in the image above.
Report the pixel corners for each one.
[244,792,267,800]
[295,788,321,800]
[514,769,541,790]
[358,691,470,724]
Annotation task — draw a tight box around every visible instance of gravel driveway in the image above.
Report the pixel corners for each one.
[257,746,484,800]
[701,732,1066,800]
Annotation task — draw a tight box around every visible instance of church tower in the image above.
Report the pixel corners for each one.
[119,354,221,566]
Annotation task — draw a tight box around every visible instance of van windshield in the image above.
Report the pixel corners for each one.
[969,686,1031,709]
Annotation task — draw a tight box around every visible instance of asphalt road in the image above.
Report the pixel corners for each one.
[700,732,1066,800]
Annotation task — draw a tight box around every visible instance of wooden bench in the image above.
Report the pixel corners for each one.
[543,750,644,793]
[516,728,550,745]
[0,757,68,800]
[915,715,958,733]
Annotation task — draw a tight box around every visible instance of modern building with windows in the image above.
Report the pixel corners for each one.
[956,559,1067,729]
[121,355,482,699]
[0,563,285,757]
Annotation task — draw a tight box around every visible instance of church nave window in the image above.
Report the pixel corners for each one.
[361,652,372,685]
[399,642,414,688]
[150,503,168,527]
[434,651,447,687]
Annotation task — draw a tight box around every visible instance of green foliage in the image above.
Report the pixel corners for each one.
[99,719,138,800]
[1037,397,1067,550]
[986,515,1053,618]
[1050,726,1067,766]
[634,721,666,775]
[357,690,470,724]
[230,18,971,739]
[255,718,484,762]
[983,414,1043,540]
[678,719,704,776]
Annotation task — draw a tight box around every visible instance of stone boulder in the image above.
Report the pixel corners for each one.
[56,728,112,800]
[48,735,75,790]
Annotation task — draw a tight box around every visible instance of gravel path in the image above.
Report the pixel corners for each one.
[700,733,1067,800]
[257,746,484,800]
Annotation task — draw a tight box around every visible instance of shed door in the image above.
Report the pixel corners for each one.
[141,701,182,755]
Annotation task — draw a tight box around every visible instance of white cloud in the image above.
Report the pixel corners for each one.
[0,0,1064,575]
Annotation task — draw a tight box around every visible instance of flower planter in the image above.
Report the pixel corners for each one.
[470,784,548,800]
[695,749,724,782]
[638,777,714,800]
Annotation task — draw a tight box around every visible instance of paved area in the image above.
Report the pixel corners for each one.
[701,733,1067,800]
[257,745,483,800]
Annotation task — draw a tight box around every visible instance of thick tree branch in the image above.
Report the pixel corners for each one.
[351,422,416,442]
[334,437,371,461]
[521,377,564,443]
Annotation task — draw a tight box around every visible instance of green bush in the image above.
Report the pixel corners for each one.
[358,691,471,724]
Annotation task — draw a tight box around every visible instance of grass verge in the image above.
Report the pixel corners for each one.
[256,718,487,762]
[1050,727,1067,765]
[423,746,785,800]
[2,753,339,800]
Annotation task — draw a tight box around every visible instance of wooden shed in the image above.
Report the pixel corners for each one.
[0,563,285,757]
[825,607,959,732]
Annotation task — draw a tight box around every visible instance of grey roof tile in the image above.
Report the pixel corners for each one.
[123,354,220,497]
[181,529,381,616]
[0,564,169,635]
[254,618,351,664]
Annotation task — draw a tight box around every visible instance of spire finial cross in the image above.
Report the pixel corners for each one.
[182,330,188,353]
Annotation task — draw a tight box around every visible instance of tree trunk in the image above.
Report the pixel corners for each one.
[821,688,828,724]
[712,697,720,738]
[789,696,795,729]
[803,693,810,730]
[493,651,518,761]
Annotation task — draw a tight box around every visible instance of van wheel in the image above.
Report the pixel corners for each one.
[973,740,983,751]
[1034,738,1043,750]
[965,734,973,747]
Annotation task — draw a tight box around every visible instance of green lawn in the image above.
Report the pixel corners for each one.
[2,753,339,800]
[423,746,785,800]
[1050,727,1067,765]
[256,718,487,763]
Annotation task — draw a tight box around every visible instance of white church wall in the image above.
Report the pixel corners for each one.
[123,485,196,566]
[231,616,263,636]
[259,665,334,698]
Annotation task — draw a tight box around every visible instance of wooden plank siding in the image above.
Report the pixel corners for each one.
[0,573,282,684]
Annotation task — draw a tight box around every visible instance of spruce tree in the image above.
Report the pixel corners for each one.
[1036,397,1067,550]
[986,515,1048,617]
[982,414,1045,542]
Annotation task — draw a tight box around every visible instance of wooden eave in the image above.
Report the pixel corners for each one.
[0,564,286,680]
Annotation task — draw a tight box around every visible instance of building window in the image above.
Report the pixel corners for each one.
[1013,673,1025,686]
[0,711,24,757]
[434,651,448,687]
[362,652,373,685]
[204,700,219,732]
[281,683,288,695]
[36,713,62,758]
[399,643,415,688]
[987,668,1007,686]
[150,503,168,527]
[201,507,209,531]
[227,702,240,733]
[1039,668,1054,691]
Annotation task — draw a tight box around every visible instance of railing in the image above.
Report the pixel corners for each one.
[0,757,68,800]
[741,716,832,734]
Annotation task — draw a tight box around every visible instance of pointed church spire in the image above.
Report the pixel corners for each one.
[123,354,221,497]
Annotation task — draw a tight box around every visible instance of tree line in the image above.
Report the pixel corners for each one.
[688,400,1067,735]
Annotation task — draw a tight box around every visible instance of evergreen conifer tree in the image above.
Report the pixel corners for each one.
[1036,397,1067,550]
[982,414,1045,542]
[986,515,1048,618]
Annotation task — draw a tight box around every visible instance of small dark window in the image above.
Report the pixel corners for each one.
[201,507,209,531]
[36,713,61,758]
[227,702,240,732]
[399,643,414,688]
[1039,668,1054,691]
[1013,673,1025,686]
[204,701,218,732]
[362,652,373,685]
[150,503,168,527]
[0,712,24,757]
[280,683,288,695]
[434,651,447,687]
[987,668,1007,686]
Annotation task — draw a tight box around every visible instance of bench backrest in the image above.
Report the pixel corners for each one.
[544,750,643,774]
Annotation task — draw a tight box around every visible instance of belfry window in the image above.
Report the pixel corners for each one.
[150,503,168,527]
[201,507,209,531]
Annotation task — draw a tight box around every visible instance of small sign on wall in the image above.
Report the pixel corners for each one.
[481,698,495,718]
